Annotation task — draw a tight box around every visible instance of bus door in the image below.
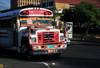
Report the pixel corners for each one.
[12,18,18,47]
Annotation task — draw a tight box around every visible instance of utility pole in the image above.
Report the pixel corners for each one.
[63,2,66,37]
[63,2,66,30]
[63,2,66,22]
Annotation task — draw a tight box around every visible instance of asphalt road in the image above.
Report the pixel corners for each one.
[0,41,100,68]
[73,34,100,41]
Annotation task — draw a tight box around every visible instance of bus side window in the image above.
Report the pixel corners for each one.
[2,20,6,28]
[5,20,7,27]
[0,19,12,28]
[1,20,4,28]
[8,19,12,28]
[0,20,1,28]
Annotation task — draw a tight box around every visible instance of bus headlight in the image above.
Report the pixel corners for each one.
[60,36,64,40]
[31,37,36,43]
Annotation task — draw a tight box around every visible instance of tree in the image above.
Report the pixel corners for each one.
[60,9,76,22]
[60,8,78,29]
[75,1,100,40]
[51,8,63,27]
[61,1,100,40]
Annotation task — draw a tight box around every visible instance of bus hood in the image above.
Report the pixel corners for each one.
[32,28,60,32]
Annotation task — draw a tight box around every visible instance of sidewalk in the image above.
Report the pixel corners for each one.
[70,33,100,43]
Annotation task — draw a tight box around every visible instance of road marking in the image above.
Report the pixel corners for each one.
[32,62,51,68]
[0,64,4,68]
[43,62,51,68]
[96,37,100,38]
[52,63,55,65]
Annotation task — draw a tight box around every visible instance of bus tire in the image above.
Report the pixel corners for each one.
[53,53,61,57]
[20,42,29,58]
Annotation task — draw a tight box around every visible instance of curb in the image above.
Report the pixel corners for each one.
[73,34,100,37]
[70,38,100,43]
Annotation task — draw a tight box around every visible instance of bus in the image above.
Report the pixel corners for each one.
[0,7,68,57]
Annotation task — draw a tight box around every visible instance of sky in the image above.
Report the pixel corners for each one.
[0,0,10,11]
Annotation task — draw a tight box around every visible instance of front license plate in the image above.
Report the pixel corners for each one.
[48,50,53,53]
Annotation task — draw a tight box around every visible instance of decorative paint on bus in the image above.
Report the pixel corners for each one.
[19,8,53,16]
[32,44,67,50]
[0,7,68,56]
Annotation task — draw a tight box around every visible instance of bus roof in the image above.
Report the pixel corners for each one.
[0,7,53,20]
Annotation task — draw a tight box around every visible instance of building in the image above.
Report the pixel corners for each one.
[11,0,41,9]
[41,0,100,10]
[11,0,100,10]
[41,0,69,10]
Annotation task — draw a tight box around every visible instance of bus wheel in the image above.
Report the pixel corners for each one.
[53,53,61,57]
[21,44,28,58]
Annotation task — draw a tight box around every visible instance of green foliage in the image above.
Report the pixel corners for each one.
[75,1,100,24]
[60,1,100,24]
[75,1,100,39]
[51,8,62,26]
[51,8,61,19]
[60,9,76,22]
[60,1,100,39]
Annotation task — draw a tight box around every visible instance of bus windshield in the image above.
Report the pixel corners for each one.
[20,17,53,27]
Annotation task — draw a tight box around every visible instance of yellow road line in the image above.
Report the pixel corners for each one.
[96,37,100,38]
[0,64,4,68]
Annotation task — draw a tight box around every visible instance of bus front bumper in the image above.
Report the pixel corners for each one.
[30,49,66,55]
[29,44,67,55]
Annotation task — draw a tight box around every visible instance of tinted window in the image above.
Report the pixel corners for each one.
[42,3,46,8]
[49,1,53,6]
[0,19,12,28]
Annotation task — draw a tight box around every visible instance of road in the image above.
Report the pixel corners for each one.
[73,34,100,41]
[0,41,100,68]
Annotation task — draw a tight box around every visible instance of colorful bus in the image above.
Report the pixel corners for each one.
[0,7,67,57]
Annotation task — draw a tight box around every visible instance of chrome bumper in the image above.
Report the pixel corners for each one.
[30,49,65,55]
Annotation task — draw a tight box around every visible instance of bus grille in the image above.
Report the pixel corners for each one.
[38,32,59,44]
